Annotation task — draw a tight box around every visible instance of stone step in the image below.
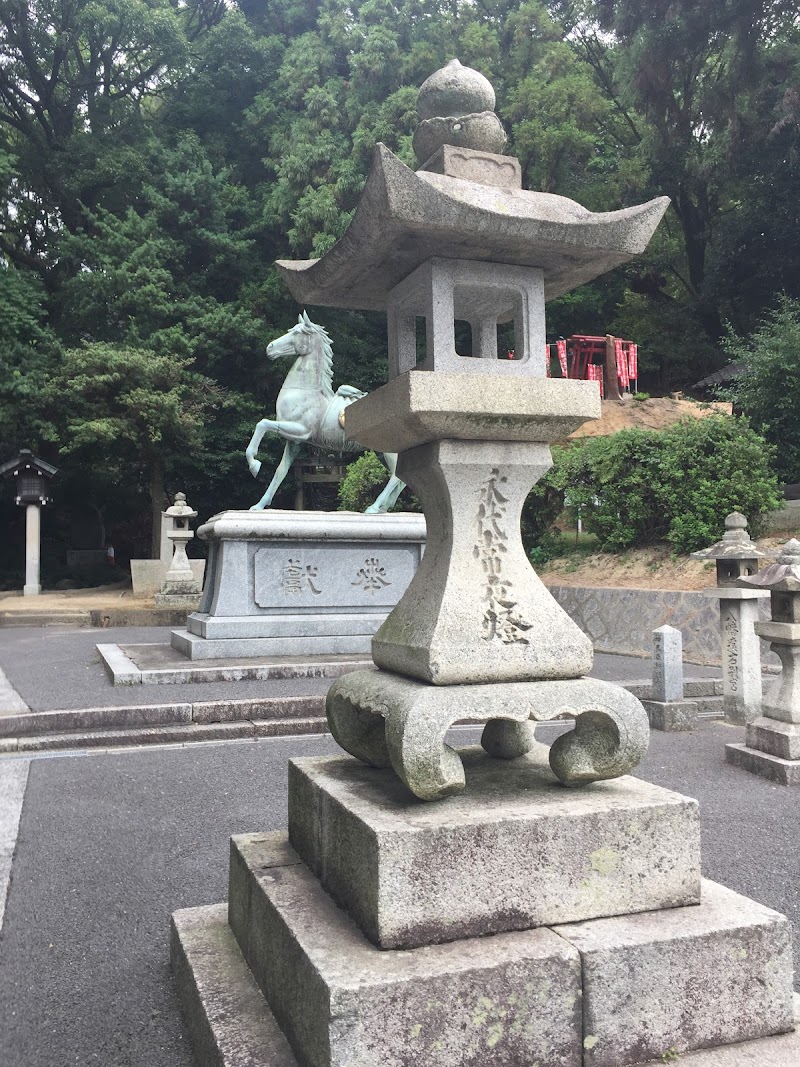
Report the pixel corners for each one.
[0,716,329,754]
[554,879,794,1066]
[726,741,800,785]
[227,832,583,1067]
[173,866,800,1067]
[172,903,295,1067]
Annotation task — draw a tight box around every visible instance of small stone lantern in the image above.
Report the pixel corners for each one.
[154,493,203,607]
[0,448,58,596]
[691,512,768,723]
[726,538,800,784]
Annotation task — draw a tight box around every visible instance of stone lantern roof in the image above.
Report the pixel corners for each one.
[275,59,670,312]
[690,512,766,561]
[739,537,800,592]
[164,491,197,521]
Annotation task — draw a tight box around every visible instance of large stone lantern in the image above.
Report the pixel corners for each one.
[0,448,58,596]
[691,512,768,723]
[172,61,799,1067]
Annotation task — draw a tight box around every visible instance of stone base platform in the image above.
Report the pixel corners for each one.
[172,869,796,1067]
[171,621,378,660]
[97,642,370,686]
[286,752,701,948]
[229,834,583,1067]
[170,746,795,1067]
[726,715,800,784]
[726,742,800,785]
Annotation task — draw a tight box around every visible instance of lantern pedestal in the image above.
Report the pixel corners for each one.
[168,58,798,1067]
[726,539,800,783]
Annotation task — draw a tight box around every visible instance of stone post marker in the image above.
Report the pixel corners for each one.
[154,493,203,608]
[653,624,683,701]
[642,624,698,731]
[692,512,768,724]
[727,538,800,784]
[171,61,799,1067]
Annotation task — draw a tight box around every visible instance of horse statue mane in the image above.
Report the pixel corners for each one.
[297,311,335,400]
[244,312,406,513]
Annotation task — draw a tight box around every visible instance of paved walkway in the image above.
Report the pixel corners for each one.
[0,624,722,714]
[0,723,797,1066]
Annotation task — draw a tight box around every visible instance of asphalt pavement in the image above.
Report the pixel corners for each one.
[0,722,798,1067]
[0,624,721,713]
[0,626,336,711]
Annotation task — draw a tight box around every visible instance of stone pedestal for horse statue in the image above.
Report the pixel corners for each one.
[170,509,425,660]
[171,59,799,1067]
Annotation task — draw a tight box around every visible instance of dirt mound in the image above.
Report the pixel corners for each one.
[540,536,786,591]
[567,396,731,440]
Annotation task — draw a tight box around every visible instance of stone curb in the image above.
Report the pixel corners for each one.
[0,716,330,754]
[0,678,726,752]
[0,607,192,629]
[0,695,327,738]
[0,611,92,628]
[97,643,373,686]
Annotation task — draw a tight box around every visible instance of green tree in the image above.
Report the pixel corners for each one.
[724,295,800,484]
[50,342,221,554]
[0,0,208,272]
[0,263,60,457]
[567,0,800,381]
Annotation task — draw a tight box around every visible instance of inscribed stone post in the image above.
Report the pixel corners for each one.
[642,624,698,731]
[652,625,683,702]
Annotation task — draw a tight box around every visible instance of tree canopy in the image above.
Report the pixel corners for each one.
[0,0,798,569]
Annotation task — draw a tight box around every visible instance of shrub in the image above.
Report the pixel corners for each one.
[338,451,390,511]
[521,460,566,551]
[548,416,780,554]
[657,416,780,551]
[340,417,780,556]
[338,451,420,512]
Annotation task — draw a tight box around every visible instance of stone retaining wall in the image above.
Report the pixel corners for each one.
[548,585,778,667]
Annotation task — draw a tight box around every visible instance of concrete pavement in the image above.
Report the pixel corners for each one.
[0,624,727,754]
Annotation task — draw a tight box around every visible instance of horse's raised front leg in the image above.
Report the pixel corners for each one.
[365,452,406,514]
[246,418,313,478]
[246,418,273,477]
[250,439,303,511]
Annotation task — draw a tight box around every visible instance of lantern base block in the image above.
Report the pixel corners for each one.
[726,741,800,785]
